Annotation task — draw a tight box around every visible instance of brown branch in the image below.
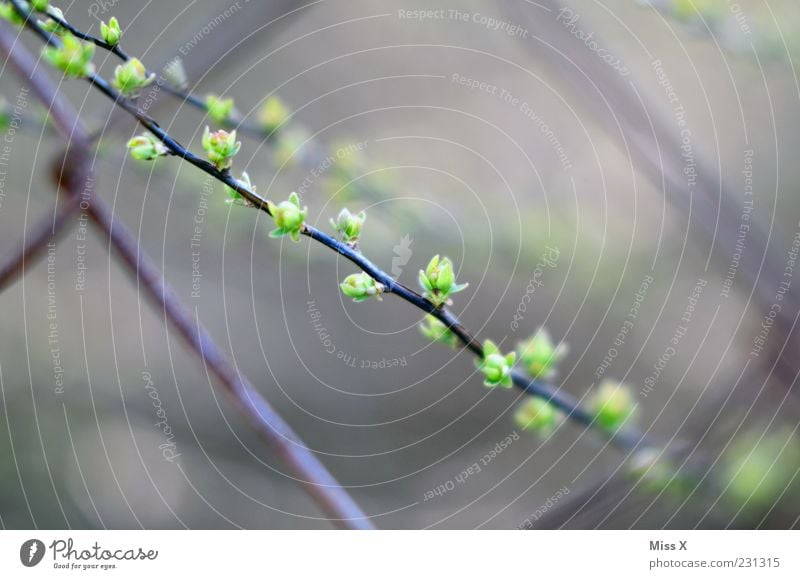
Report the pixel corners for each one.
[0,192,81,291]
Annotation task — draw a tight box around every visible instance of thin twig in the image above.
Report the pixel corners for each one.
[9,0,651,453]
[43,5,405,222]
[43,8,269,138]
[0,17,374,529]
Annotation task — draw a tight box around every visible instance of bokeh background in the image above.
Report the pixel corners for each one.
[1,0,800,529]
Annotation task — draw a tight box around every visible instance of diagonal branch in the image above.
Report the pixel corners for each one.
[84,192,374,529]
[42,9,270,137]
[0,192,81,291]
[0,18,374,530]
[6,0,653,454]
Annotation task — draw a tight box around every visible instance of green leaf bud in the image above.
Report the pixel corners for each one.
[626,448,688,496]
[0,2,27,26]
[672,0,726,23]
[266,192,307,241]
[722,427,800,509]
[258,95,289,133]
[206,94,235,123]
[42,33,95,78]
[418,255,468,306]
[38,6,66,35]
[162,57,188,90]
[330,208,366,245]
[477,339,515,388]
[112,58,155,95]
[419,315,458,349]
[225,171,253,205]
[588,380,636,431]
[126,133,169,160]
[514,397,560,434]
[340,272,385,302]
[202,126,241,171]
[518,328,568,380]
[100,16,122,46]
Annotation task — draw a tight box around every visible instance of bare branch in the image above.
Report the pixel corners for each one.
[0,193,81,291]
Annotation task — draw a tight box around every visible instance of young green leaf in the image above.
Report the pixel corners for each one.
[418,255,468,306]
[477,339,515,388]
[518,328,568,380]
[112,58,155,95]
[100,17,122,46]
[42,33,95,78]
[514,398,560,434]
[266,192,307,241]
[588,380,636,431]
[330,208,366,245]
[258,95,289,133]
[206,94,235,123]
[202,127,241,171]
[340,272,384,302]
[418,315,458,349]
[126,133,169,160]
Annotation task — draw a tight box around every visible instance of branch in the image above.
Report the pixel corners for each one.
[0,16,374,530]
[7,0,653,454]
[0,193,81,291]
[43,8,273,139]
[42,5,403,222]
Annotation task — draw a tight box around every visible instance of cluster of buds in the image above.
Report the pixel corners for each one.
[340,272,384,302]
[100,17,122,46]
[418,315,458,349]
[418,255,468,307]
[259,95,290,133]
[330,208,366,245]
[514,398,560,434]
[517,328,568,380]
[587,380,636,431]
[206,94,235,123]
[126,133,170,161]
[477,340,516,389]
[42,33,95,78]
[266,192,306,241]
[202,127,241,171]
[112,58,155,96]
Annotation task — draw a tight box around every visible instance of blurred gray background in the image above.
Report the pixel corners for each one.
[1,0,799,529]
